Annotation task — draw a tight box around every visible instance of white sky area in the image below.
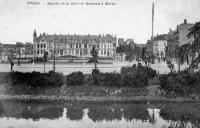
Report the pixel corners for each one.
[0,0,200,44]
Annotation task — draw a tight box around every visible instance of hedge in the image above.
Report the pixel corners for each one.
[8,71,64,88]
[159,70,200,96]
[66,71,85,85]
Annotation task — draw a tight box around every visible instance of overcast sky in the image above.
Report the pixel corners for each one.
[0,0,200,44]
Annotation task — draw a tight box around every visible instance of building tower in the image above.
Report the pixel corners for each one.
[33,29,37,65]
[33,29,37,42]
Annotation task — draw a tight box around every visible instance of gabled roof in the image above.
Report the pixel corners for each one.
[36,34,116,43]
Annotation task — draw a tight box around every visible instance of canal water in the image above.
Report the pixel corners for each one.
[0,100,199,128]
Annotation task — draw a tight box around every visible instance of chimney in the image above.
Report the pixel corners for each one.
[184,19,187,24]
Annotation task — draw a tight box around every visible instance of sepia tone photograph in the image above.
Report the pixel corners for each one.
[0,0,200,127]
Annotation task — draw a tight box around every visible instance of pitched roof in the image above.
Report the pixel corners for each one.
[36,34,116,43]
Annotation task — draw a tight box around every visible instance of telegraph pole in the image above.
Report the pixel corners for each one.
[152,2,154,40]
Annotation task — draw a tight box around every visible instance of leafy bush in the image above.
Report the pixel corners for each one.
[91,72,122,86]
[92,69,101,85]
[8,71,64,88]
[120,64,156,87]
[121,64,156,78]
[159,71,200,96]
[66,71,85,85]
[122,72,148,87]
[137,64,157,78]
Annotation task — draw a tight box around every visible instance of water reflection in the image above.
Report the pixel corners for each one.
[160,103,200,128]
[0,101,200,128]
[88,105,122,122]
[66,105,84,121]
[122,104,149,122]
[1,101,63,120]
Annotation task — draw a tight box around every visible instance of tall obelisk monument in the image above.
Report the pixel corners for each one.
[152,3,154,40]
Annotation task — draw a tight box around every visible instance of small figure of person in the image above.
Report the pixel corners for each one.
[17,59,20,66]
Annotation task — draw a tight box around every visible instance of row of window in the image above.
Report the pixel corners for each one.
[55,43,112,48]
[37,49,113,56]
[37,43,46,48]
[100,50,112,55]
[37,43,112,49]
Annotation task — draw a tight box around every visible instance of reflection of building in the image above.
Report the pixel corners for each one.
[33,30,117,58]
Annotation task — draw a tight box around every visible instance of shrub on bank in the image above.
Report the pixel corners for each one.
[8,71,64,88]
[93,72,122,86]
[66,71,84,85]
[121,63,156,79]
[120,63,156,87]
[159,71,200,96]
[91,63,156,87]
[122,72,148,87]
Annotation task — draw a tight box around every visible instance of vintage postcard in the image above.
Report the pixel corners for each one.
[0,0,200,128]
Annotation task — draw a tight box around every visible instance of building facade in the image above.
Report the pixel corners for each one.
[146,39,153,56]
[33,30,117,58]
[0,42,33,61]
[153,35,168,57]
[153,40,167,57]
[167,19,194,58]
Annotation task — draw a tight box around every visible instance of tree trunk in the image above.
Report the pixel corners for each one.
[11,63,13,71]
[44,61,45,73]
[95,61,97,70]
[178,58,180,72]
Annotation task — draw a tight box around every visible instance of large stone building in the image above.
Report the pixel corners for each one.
[146,39,154,56]
[146,19,194,58]
[153,35,168,58]
[0,42,33,61]
[33,30,117,58]
[15,42,33,59]
[167,19,194,53]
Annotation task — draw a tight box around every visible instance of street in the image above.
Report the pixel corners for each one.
[0,61,190,75]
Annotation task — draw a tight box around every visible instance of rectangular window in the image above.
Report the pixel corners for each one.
[76,44,78,48]
[76,50,79,54]
[104,50,106,54]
